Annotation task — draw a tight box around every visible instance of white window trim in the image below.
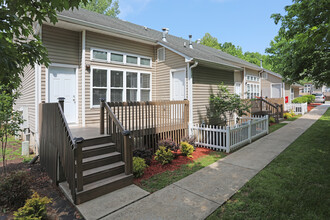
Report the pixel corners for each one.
[246,82,260,99]
[157,47,166,62]
[90,66,152,108]
[170,68,187,101]
[90,47,152,68]
[235,82,242,98]
[246,74,260,82]
[270,83,282,98]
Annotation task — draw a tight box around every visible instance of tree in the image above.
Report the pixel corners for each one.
[266,0,330,86]
[207,84,251,126]
[200,33,221,50]
[0,85,24,174]
[80,0,120,17]
[0,0,87,89]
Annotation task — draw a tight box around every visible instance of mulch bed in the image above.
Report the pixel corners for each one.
[308,103,322,112]
[133,147,212,184]
[0,161,82,220]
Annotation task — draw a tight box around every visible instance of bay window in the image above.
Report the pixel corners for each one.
[91,67,151,107]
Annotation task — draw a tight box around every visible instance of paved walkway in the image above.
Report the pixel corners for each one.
[97,105,328,220]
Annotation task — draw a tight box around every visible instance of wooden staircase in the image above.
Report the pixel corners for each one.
[75,136,133,204]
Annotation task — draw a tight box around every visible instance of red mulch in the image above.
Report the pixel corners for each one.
[307,103,322,112]
[269,122,277,126]
[133,147,212,184]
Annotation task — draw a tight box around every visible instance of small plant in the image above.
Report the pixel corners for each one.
[292,96,308,103]
[303,95,315,103]
[154,146,174,165]
[0,170,32,210]
[269,116,276,124]
[133,149,153,165]
[158,138,179,152]
[289,109,296,116]
[14,192,51,220]
[180,142,194,158]
[181,136,196,150]
[283,113,292,119]
[133,157,148,178]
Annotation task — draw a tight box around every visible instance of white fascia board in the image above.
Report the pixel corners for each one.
[57,14,157,44]
[157,42,193,62]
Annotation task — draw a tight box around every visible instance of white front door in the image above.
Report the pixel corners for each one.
[235,82,242,97]
[271,84,282,98]
[171,70,185,100]
[49,66,77,123]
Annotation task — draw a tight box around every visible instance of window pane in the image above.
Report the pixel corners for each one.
[111,53,123,62]
[126,89,137,102]
[111,71,123,87]
[126,72,137,88]
[141,90,150,101]
[111,89,123,102]
[93,50,107,60]
[140,73,150,88]
[93,89,107,105]
[140,58,151,66]
[93,69,107,87]
[127,56,138,64]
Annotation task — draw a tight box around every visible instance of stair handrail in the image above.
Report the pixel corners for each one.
[100,99,132,175]
[257,97,281,123]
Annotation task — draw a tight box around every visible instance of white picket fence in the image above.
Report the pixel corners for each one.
[285,103,308,115]
[192,115,269,153]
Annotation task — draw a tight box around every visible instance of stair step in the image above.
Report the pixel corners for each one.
[82,152,122,171]
[82,143,116,158]
[83,161,125,185]
[79,136,112,147]
[76,173,133,204]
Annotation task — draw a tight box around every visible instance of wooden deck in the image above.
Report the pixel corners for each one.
[69,125,108,140]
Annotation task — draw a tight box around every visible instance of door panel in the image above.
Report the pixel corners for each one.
[49,67,77,123]
[172,70,185,101]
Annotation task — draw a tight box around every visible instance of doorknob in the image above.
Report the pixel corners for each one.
[73,95,76,103]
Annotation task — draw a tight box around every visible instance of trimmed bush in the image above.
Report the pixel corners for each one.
[292,96,308,103]
[133,149,153,165]
[0,171,32,210]
[14,192,51,220]
[154,146,174,165]
[180,142,194,158]
[158,138,179,152]
[304,95,315,103]
[133,157,148,178]
[283,113,292,119]
[269,116,276,123]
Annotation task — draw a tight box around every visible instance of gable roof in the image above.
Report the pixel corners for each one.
[57,9,263,71]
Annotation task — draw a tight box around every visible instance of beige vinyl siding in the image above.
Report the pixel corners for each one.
[155,47,186,100]
[85,31,156,125]
[41,25,81,123]
[192,65,234,124]
[293,88,299,98]
[285,83,291,100]
[261,74,282,98]
[15,65,36,132]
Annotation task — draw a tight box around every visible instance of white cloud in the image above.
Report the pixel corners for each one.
[119,0,153,19]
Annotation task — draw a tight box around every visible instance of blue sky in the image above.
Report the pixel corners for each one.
[118,0,292,54]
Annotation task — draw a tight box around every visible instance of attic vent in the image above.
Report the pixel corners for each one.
[162,28,169,42]
[157,47,165,62]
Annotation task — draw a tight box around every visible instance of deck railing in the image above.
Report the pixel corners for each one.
[251,98,283,123]
[39,98,83,203]
[100,100,189,151]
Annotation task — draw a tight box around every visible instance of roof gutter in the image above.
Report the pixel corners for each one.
[57,14,157,43]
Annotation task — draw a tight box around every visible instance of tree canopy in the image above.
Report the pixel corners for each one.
[80,0,120,17]
[200,33,274,71]
[0,0,87,89]
[266,0,330,86]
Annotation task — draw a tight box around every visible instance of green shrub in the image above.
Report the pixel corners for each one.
[283,113,292,119]
[303,95,315,103]
[14,192,51,220]
[292,96,308,103]
[269,116,276,123]
[181,136,196,150]
[158,138,179,152]
[0,171,32,210]
[133,157,148,178]
[154,146,174,165]
[180,142,194,158]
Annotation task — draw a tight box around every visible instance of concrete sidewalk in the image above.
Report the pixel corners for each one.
[101,105,329,220]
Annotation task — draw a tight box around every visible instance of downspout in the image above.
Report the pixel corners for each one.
[81,30,86,127]
[187,61,198,136]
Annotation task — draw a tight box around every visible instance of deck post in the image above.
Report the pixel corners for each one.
[100,98,105,134]
[123,130,132,175]
[280,104,284,118]
[58,97,65,111]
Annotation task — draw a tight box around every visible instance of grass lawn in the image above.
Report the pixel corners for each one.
[138,151,226,193]
[269,123,287,133]
[0,136,34,163]
[207,108,330,220]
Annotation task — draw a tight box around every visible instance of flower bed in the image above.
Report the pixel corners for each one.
[308,103,322,111]
[133,147,213,184]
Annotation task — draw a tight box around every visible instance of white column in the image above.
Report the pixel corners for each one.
[187,63,193,136]
[81,30,86,126]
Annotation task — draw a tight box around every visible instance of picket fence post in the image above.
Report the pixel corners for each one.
[248,120,252,143]
[266,115,269,134]
[226,126,230,153]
